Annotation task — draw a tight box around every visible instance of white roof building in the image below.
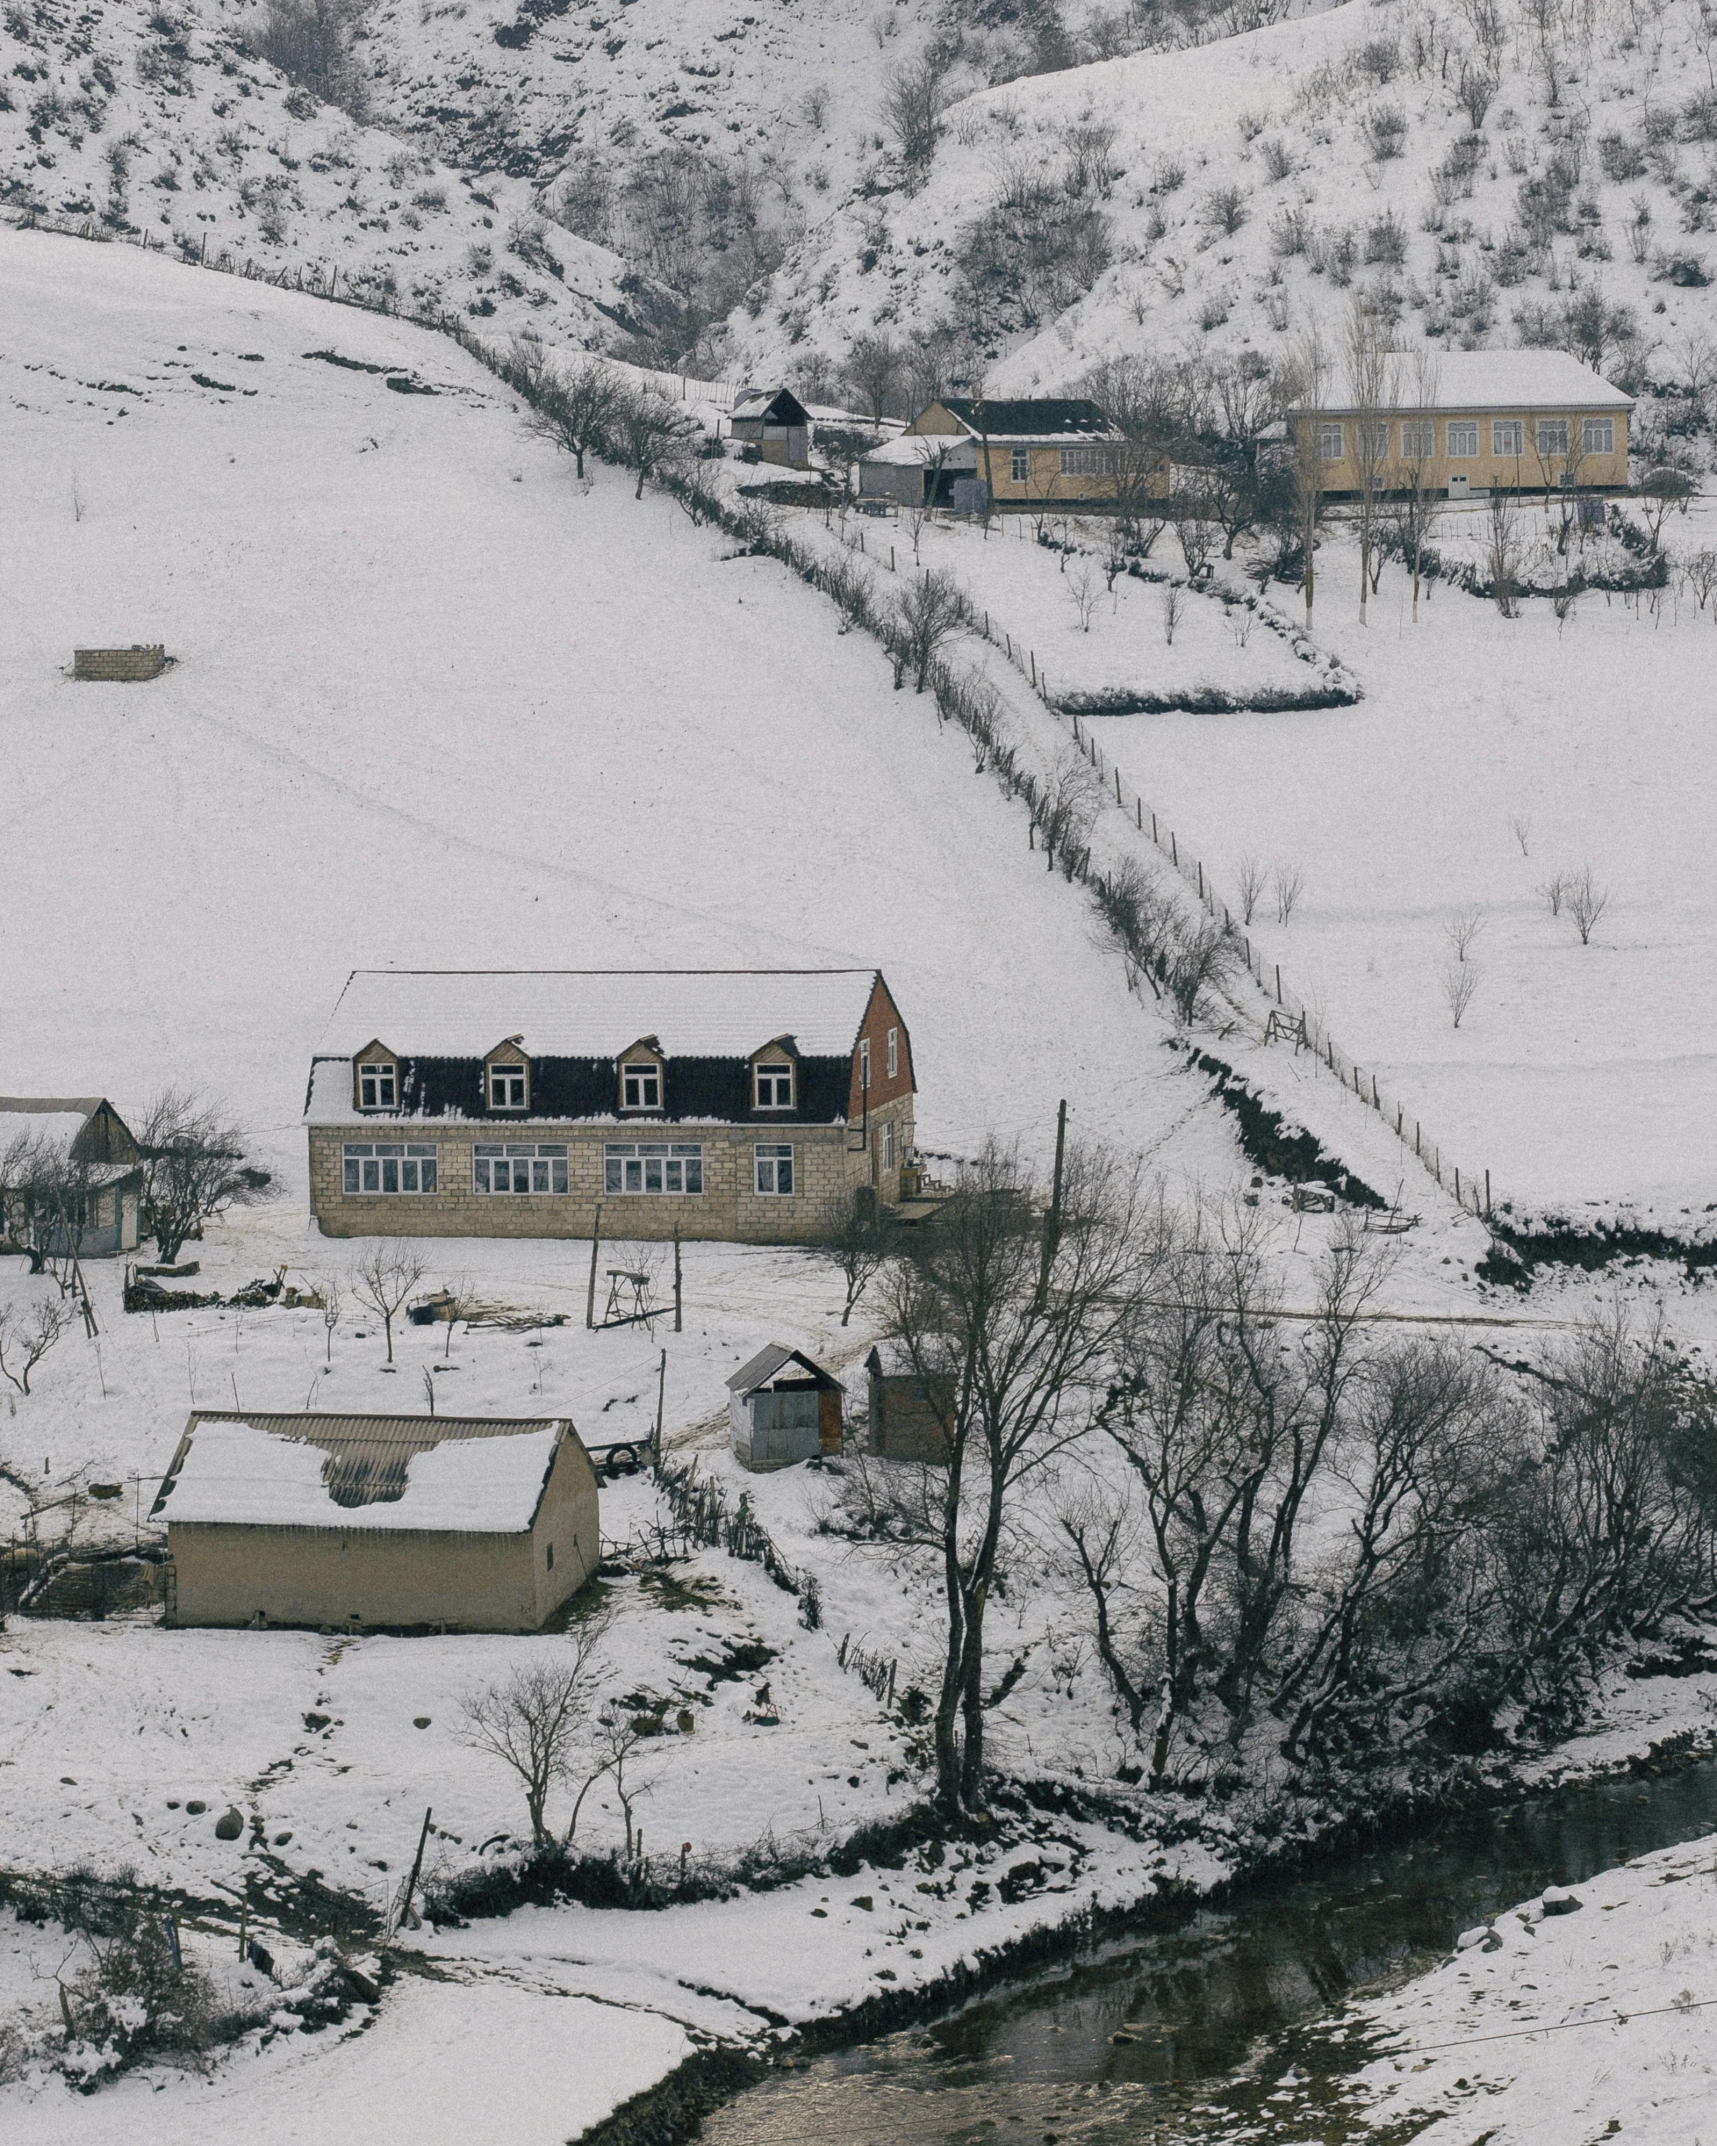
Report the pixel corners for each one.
[1296,349,1633,416]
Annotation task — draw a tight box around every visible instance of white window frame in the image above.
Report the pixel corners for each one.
[1058,445,1118,477]
[1445,420,1479,458]
[882,1119,895,1170]
[488,1061,528,1111]
[1009,447,1029,483]
[1581,416,1614,454]
[619,1059,662,1112]
[754,1061,794,1110]
[1492,419,1524,457]
[858,1038,871,1093]
[344,1141,437,1194]
[357,1061,397,1110]
[1535,418,1570,458]
[886,1027,898,1080]
[1316,422,1344,461]
[604,1142,703,1195]
[473,1143,568,1194]
[1399,419,1435,459]
[1355,420,1391,459]
[754,1143,795,1196]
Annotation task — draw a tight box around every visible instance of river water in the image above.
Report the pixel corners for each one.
[697,1760,1717,2146]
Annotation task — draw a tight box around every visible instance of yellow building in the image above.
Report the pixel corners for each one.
[860,397,1161,511]
[1290,350,1632,499]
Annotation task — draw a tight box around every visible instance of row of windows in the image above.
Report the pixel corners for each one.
[343,1140,805,1197]
[1316,416,1616,462]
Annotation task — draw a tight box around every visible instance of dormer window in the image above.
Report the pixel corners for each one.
[357,1060,397,1110]
[755,1061,793,1110]
[489,1064,528,1110]
[621,1059,661,1111]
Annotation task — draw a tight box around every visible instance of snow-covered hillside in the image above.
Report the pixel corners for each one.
[1,0,640,343]
[728,0,1717,444]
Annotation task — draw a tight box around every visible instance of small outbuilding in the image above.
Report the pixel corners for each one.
[727,1343,844,1469]
[865,1341,952,1463]
[729,387,812,469]
[0,1096,144,1257]
[151,1411,599,1631]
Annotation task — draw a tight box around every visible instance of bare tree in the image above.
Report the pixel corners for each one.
[311,1269,344,1366]
[0,1296,72,1396]
[1286,325,1331,627]
[1541,871,1568,918]
[881,55,950,172]
[248,0,370,119]
[1397,348,1440,622]
[1236,854,1266,926]
[1509,814,1532,858]
[459,1614,611,1848]
[1567,865,1610,945]
[1486,494,1522,617]
[0,1132,76,1276]
[1161,585,1183,646]
[848,1139,1165,1817]
[1445,904,1484,963]
[616,387,696,500]
[1273,863,1304,925]
[1345,296,1400,625]
[813,1197,893,1327]
[845,333,902,427]
[1682,547,1717,615]
[527,355,619,480]
[1067,560,1101,632]
[892,568,967,692]
[351,1244,427,1364]
[138,1090,275,1265]
[1442,957,1480,1028]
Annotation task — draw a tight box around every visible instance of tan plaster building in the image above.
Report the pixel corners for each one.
[860,398,1162,511]
[152,1411,599,1632]
[304,969,917,1244]
[1289,349,1633,499]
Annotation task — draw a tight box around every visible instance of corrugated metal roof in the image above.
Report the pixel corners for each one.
[151,1411,583,1532]
[319,970,880,1060]
[728,1343,840,1393]
[1297,349,1633,415]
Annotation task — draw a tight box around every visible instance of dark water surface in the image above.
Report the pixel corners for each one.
[697,1761,1717,2146]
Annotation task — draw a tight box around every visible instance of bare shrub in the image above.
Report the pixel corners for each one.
[1202,184,1248,235]
[1445,904,1484,963]
[248,0,370,119]
[1509,814,1531,857]
[1362,104,1408,160]
[1541,870,1568,918]
[882,55,949,171]
[1260,136,1294,183]
[1236,854,1265,926]
[1068,560,1101,632]
[1273,862,1304,925]
[892,569,967,692]
[1567,865,1610,945]
[1161,585,1183,645]
[1442,957,1480,1028]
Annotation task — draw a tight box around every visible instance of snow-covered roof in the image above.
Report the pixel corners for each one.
[861,434,978,468]
[153,1412,579,1533]
[1300,350,1633,416]
[0,1109,99,1153]
[0,1098,138,1177]
[933,397,1120,441]
[728,1343,839,1394]
[318,970,880,1061]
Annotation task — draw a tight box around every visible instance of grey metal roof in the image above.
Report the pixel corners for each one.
[932,397,1120,440]
[727,1343,840,1394]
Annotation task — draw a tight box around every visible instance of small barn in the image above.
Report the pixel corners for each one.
[727,1344,843,1470]
[865,1341,952,1463]
[0,1096,144,1257]
[729,387,812,468]
[151,1411,599,1632]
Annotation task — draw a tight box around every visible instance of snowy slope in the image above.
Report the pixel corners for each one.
[1,0,642,343]
[728,0,1717,430]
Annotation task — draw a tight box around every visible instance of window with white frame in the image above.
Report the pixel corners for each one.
[1492,419,1524,456]
[604,1142,703,1195]
[488,1061,528,1110]
[858,1038,871,1092]
[1582,416,1615,454]
[1058,446,1118,477]
[357,1061,397,1110]
[1536,418,1570,457]
[882,1119,895,1170]
[1400,419,1435,459]
[754,1143,794,1195]
[473,1143,568,1194]
[1355,420,1391,459]
[1010,448,1029,482]
[886,1026,899,1080]
[344,1142,437,1194]
[620,1059,661,1111]
[1445,420,1479,457]
[754,1061,793,1109]
[1316,422,1344,461]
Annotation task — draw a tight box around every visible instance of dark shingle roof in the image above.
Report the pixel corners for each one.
[934,397,1118,440]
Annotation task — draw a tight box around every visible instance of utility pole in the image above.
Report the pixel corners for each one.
[585,1203,603,1329]
[1036,1098,1068,1313]
[653,1348,666,1471]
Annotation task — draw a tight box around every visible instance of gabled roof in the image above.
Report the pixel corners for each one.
[932,397,1120,441]
[1294,349,1633,416]
[862,433,979,468]
[728,1343,841,1394]
[0,1097,140,1170]
[151,1412,584,1533]
[318,970,883,1061]
[733,386,811,426]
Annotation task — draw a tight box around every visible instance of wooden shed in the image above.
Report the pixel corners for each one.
[150,1411,599,1632]
[727,1343,843,1470]
[729,387,812,469]
[0,1096,145,1257]
[865,1341,952,1463]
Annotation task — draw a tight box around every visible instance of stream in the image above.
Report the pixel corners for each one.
[696,1759,1717,2146]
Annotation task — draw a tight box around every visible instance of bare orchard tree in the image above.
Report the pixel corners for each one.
[1486,494,1522,617]
[1235,854,1266,927]
[1273,862,1304,925]
[1345,295,1400,624]
[351,1244,427,1364]
[848,1138,1165,1818]
[527,355,620,480]
[813,1196,893,1328]
[892,568,967,692]
[458,1611,612,1849]
[1285,325,1331,628]
[138,1090,275,1265]
[1567,865,1610,945]
[1067,560,1102,632]
[616,387,697,500]
[0,1295,73,1396]
[1442,957,1480,1029]
[310,1269,344,1366]
[1397,347,1440,621]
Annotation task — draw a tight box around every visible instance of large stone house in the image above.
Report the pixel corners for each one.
[1287,349,1633,500]
[0,1096,144,1258]
[305,968,917,1243]
[860,398,1159,512]
[152,1411,599,1632]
